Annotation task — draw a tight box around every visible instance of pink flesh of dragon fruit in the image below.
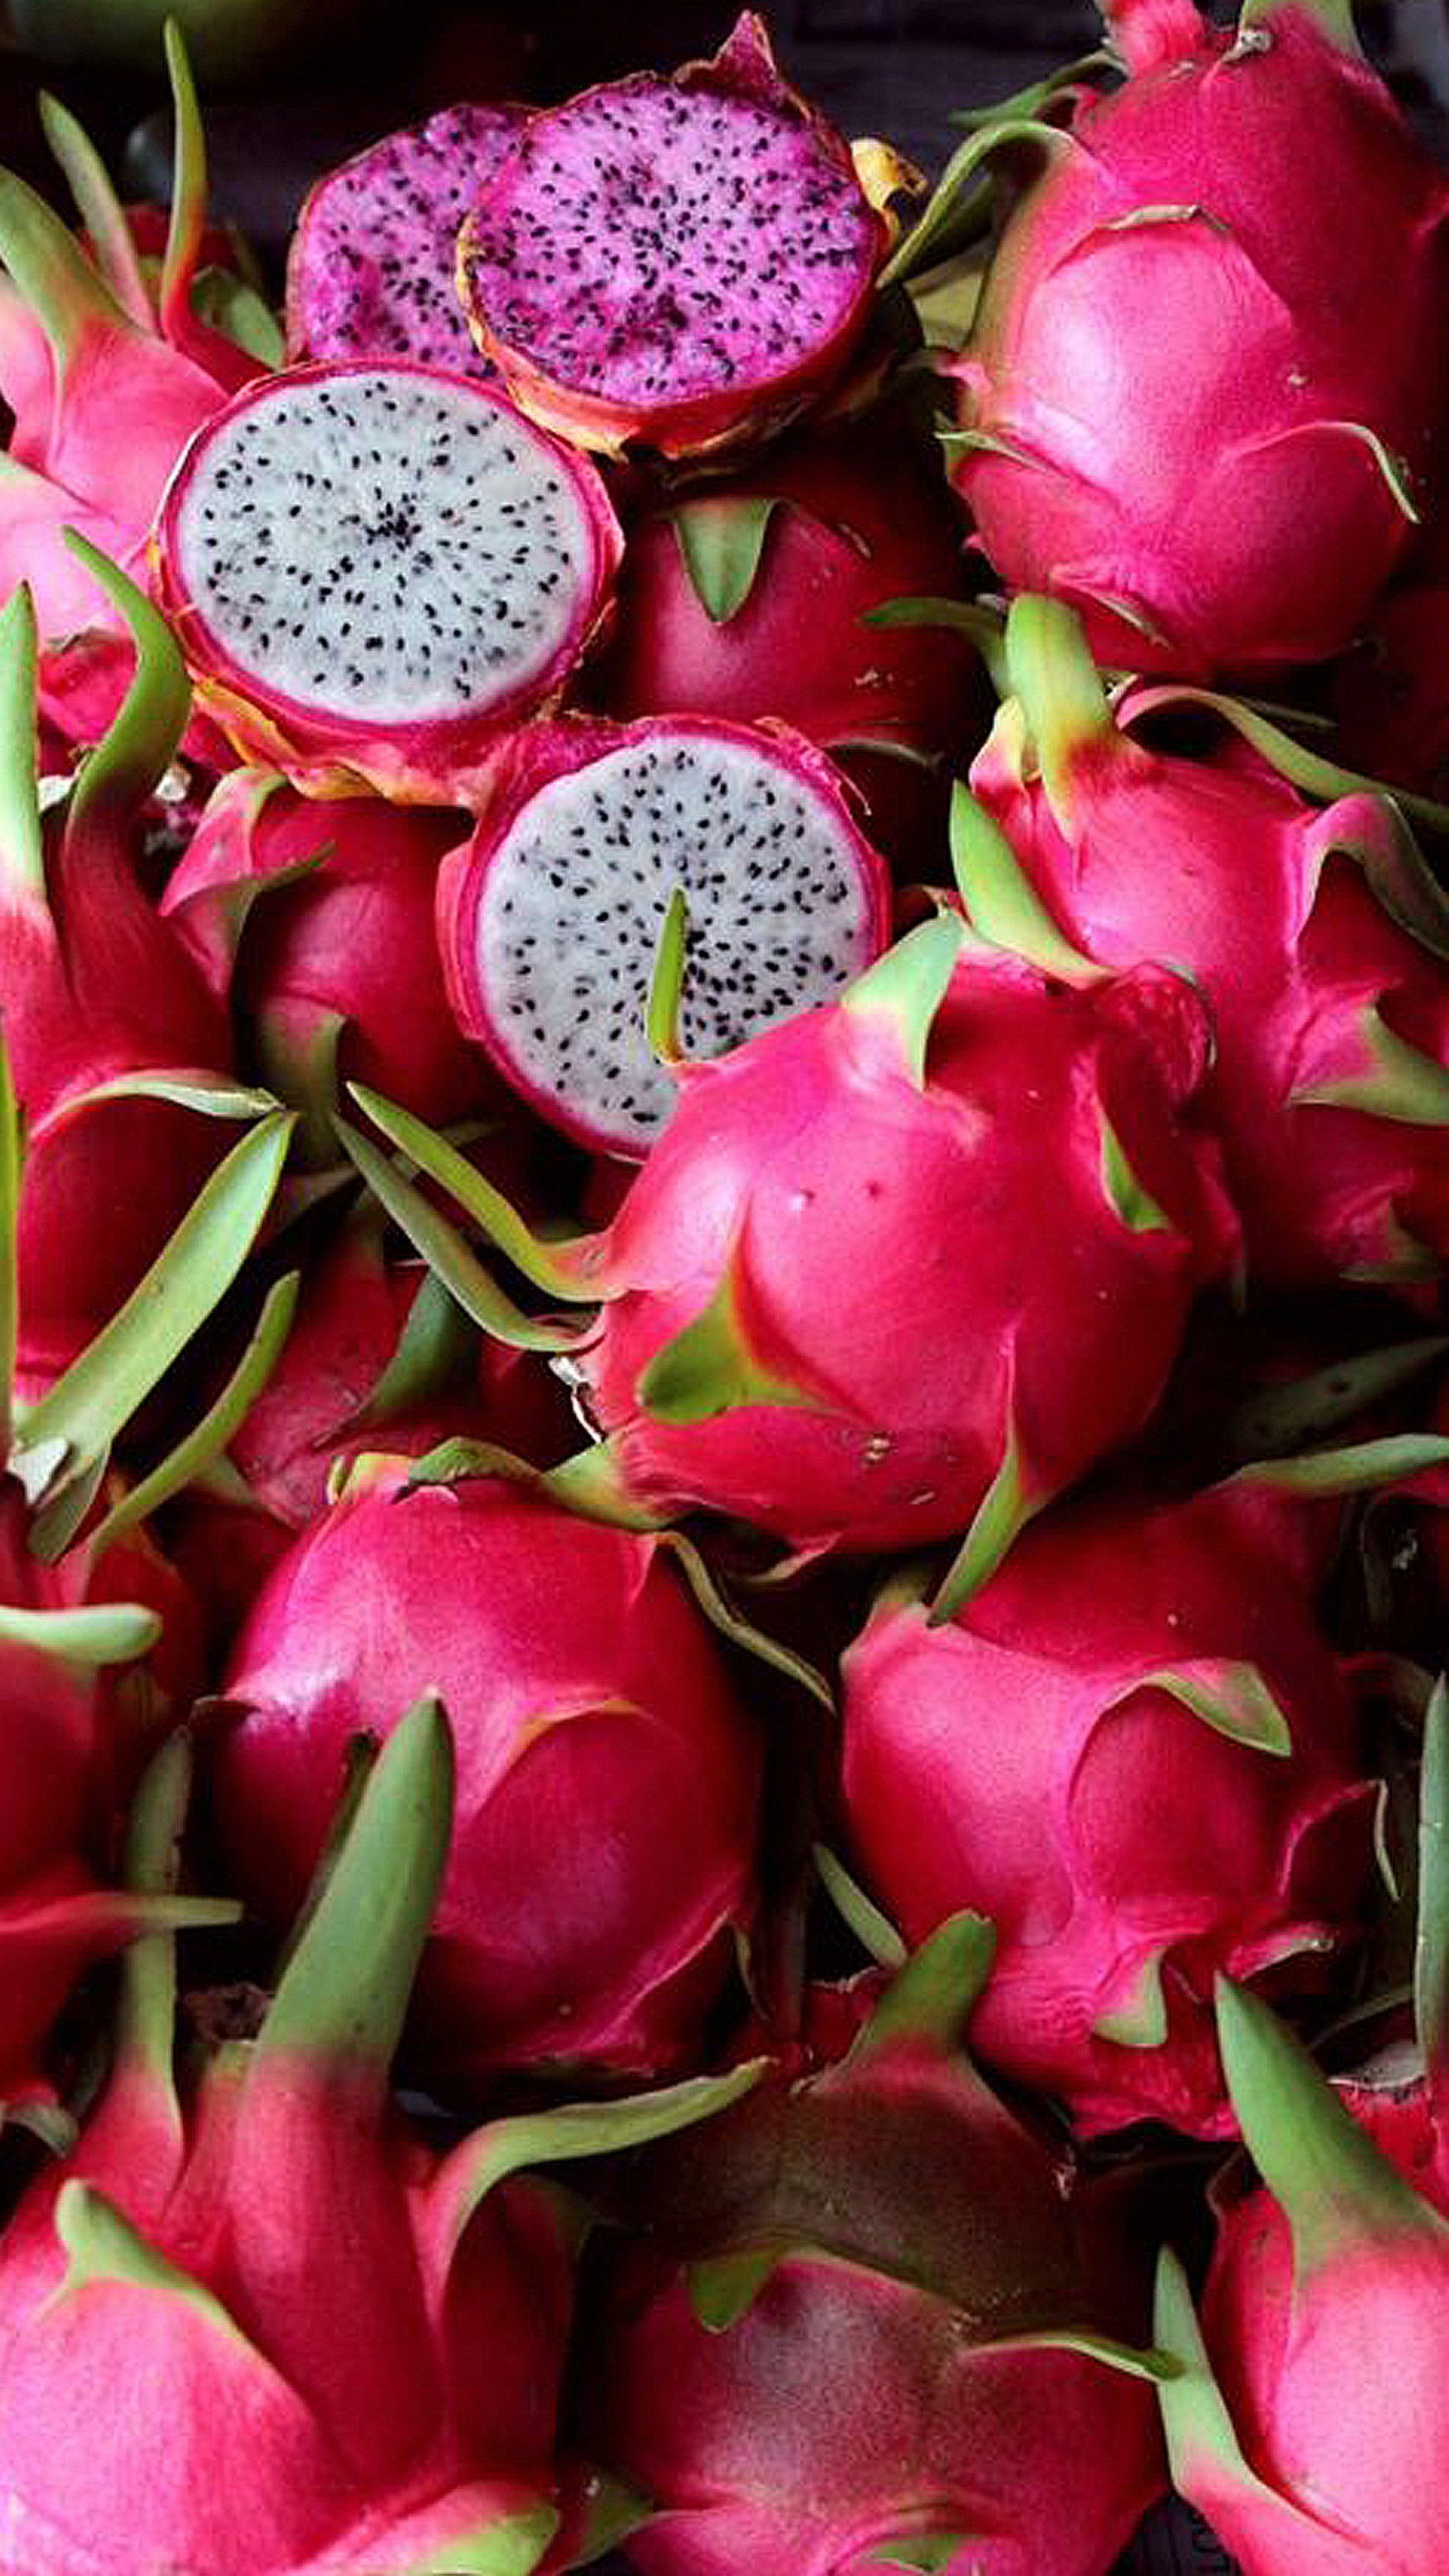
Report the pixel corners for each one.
[840,1478,1375,2137]
[286,101,527,379]
[519,917,1237,1571]
[161,767,496,1135]
[456,13,896,461]
[0,559,245,1383]
[151,359,624,803]
[0,1704,751,2575]
[581,1915,1165,2576]
[216,1463,762,2087]
[436,714,893,1157]
[1158,1971,1449,2575]
[945,0,1449,678]
[590,420,985,871]
[964,597,1449,1289]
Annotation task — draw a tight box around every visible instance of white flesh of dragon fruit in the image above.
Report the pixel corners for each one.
[163,366,603,729]
[286,103,527,377]
[450,726,889,1155]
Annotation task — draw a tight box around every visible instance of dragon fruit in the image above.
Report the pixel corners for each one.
[286,102,527,379]
[215,1460,762,2086]
[943,0,1449,678]
[0,1503,230,2129]
[963,596,1449,1288]
[0,1700,753,2574]
[456,14,907,462]
[581,1913,1166,2575]
[161,767,495,1138]
[840,1477,1376,2136]
[0,553,261,1382]
[151,358,624,803]
[1331,580,1449,802]
[362,916,1236,1576]
[435,714,892,1156]
[590,420,984,870]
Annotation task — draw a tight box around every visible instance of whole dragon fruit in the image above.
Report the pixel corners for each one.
[963,597,1449,1288]
[0,555,251,1383]
[944,0,1449,677]
[840,1477,1376,2135]
[215,1461,763,2086]
[1158,1968,1449,2572]
[590,421,984,869]
[435,714,892,1156]
[151,359,624,803]
[0,28,264,645]
[161,767,494,1137]
[0,1703,754,2575]
[286,102,527,379]
[456,14,910,461]
[581,1913,1166,2575]
[361,916,1236,1578]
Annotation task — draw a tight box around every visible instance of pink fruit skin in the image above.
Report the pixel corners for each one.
[0,2047,575,2575]
[436,712,893,1154]
[576,948,1238,1554]
[1186,2085,1449,2573]
[162,770,496,1127]
[591,426,984,866]
[840,1482,1375,2137]
[456,14,888,462]
[216,1468,761,2084]
[972,712,1449,1287]
[583,1967,1163,2576]
[150,358,625,805]
[949,5,1449,678]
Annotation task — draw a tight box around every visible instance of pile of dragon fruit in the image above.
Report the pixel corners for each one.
[1,0,1447,2567]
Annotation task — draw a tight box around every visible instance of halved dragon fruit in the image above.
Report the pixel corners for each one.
[436,715,892,1155]
[456,14,905,460]
[151,359,623,801]
[286,102,528,379]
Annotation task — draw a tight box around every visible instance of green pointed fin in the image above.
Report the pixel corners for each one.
[1155,2245,1290,2520]
[813,1844,907,1969]
[1120,679,1449,837]
[62,536,190,848]
[879,115,1078,287]
[115,1729,195,2106]
[637,1264,826,1425]
[28,1447,108,1565]
[86,1270,300,1562]
[0,165,132,367]
[950,47,1112,129]
[564,2475,650,2570]
[10,1110,295,1513]
[1144,1660,1293,1757]
[56,1069,280,1122]
[0,1027,19,1454]
[0,1598,161,1665]
[1099,1108,1172,1234]
[348,1264,475,1434]
[53,2182,257,2354]
[1417,1677,1448,2112]
[850,1911,995,2062]
[841,913,965,1085]
[981,2324,1181,2384]
[657,1530,834,1711]
[949,782,1099,983]
[1229,1432,1449,1500]
[254,1004,346,1163]
[1215,1976,1444,2277]
[1003,594,1118,830]
[191,265,283,365]
[860,597,1007,695]
[1224,1335,1448,1464]
[646,885,689,1064]
[158,20,207,344]
[669,495,781,624]
[0,582,44,900]
[1240,0,1363,50]
[1302,795,1449,964]
[543,1438,674,1533]
[687,2244,782,2333]
[928,1419,1045,1624]
[862,2537,977,2574]
[38,91,151,325]
[1291,1006,1449,1126]
[430,2063,764,2265]
[392,2506,560,2576]
[332,1116,591,1358]
[1093,1946,1171,2049]
[348,1086,603,1302]
[256,1693,453,2079]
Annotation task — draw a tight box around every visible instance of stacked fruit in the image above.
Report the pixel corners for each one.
[0,2,1445,2570]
